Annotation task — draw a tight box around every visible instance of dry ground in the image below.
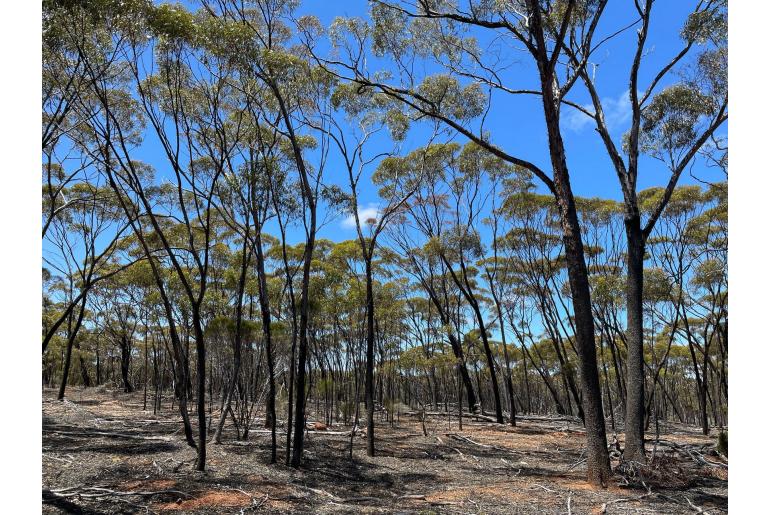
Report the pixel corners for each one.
[42,387,727,514]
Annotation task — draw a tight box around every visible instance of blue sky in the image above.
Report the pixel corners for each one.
[45,0,726,269]
[286,0,725,242]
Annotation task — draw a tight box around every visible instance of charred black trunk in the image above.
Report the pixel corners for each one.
[623,215,647,461]
[365,259,376,456]
[120,336,133,393]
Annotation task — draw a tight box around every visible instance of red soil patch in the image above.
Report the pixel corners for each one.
[153,490,253,511]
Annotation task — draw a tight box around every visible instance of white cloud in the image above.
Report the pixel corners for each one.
[603,89,632,128]
[562,90,631,134]
[563,103,595,132]
[341,204,381,229]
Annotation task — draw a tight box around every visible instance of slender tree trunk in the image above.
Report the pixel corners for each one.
[443,258,504,423]
[493,295,516,426]
[57,295,87,401]
[78,349,92,388]
[598,333,616,432]
[475,315,504,423]
[255,232,277,463]
[365,258,376,456]
[290,226,316,468]
[95,338,101,386]
[213,243,250,444]
[457,364,463,430]
[193,313,207,471]
[143,337,148,411]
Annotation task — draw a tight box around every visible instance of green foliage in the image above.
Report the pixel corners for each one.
[416,75,486,120]
[639,85,715,157]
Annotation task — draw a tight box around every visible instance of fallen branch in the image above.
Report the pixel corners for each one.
[686,496,710,514]
[304,486,379,505]
[47,486,191,500]
[655,440,726,468]
[43,454,73,464]
[446,433,491,449]
[44,429,171,442]
[599,483,653,513]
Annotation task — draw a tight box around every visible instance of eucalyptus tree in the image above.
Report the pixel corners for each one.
[208,173,254,446]
[60,0,251,468]
[376,144,507,418]
[559,0,728,462]
[480,168,539,424]
[644,184,727,434]
[324,0,616,483]
[307,72,420,455]
[433,143,508,423]
[209,106,293,462]
[498,182,586,419]
[201,0,335,467]
[42,175,136,401]
[388,228,479,412]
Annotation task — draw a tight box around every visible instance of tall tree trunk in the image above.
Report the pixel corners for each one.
[489,285,517,426]
[95,338,101,386]
[193,313,207,471]
[443,258,504,423]
[624,215,646,461]
[365,259,376,456]
[556,194,612,486]
[78,349,92,388]
[143,337,148,411]
[440,318,477,409]
[290,226,316,467]
[474,311,504,423]
[255,232,277,463]
[537,70,611,486]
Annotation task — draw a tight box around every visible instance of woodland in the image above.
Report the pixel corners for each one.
[41,0,728,513]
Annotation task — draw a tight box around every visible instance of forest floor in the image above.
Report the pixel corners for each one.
[42,388,727,514]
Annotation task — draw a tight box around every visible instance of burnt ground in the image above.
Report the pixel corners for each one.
[42,387,727,514]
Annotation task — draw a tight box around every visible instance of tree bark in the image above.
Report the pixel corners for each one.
[57,295,88,401]
[533,34,611,482]
[193,312,207,471]
[119,335,133,393]
[255,231,277,463]
[365,259,376,456]
[623,215,646,461]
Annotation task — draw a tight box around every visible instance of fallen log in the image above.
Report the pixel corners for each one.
[402,411,500,423]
